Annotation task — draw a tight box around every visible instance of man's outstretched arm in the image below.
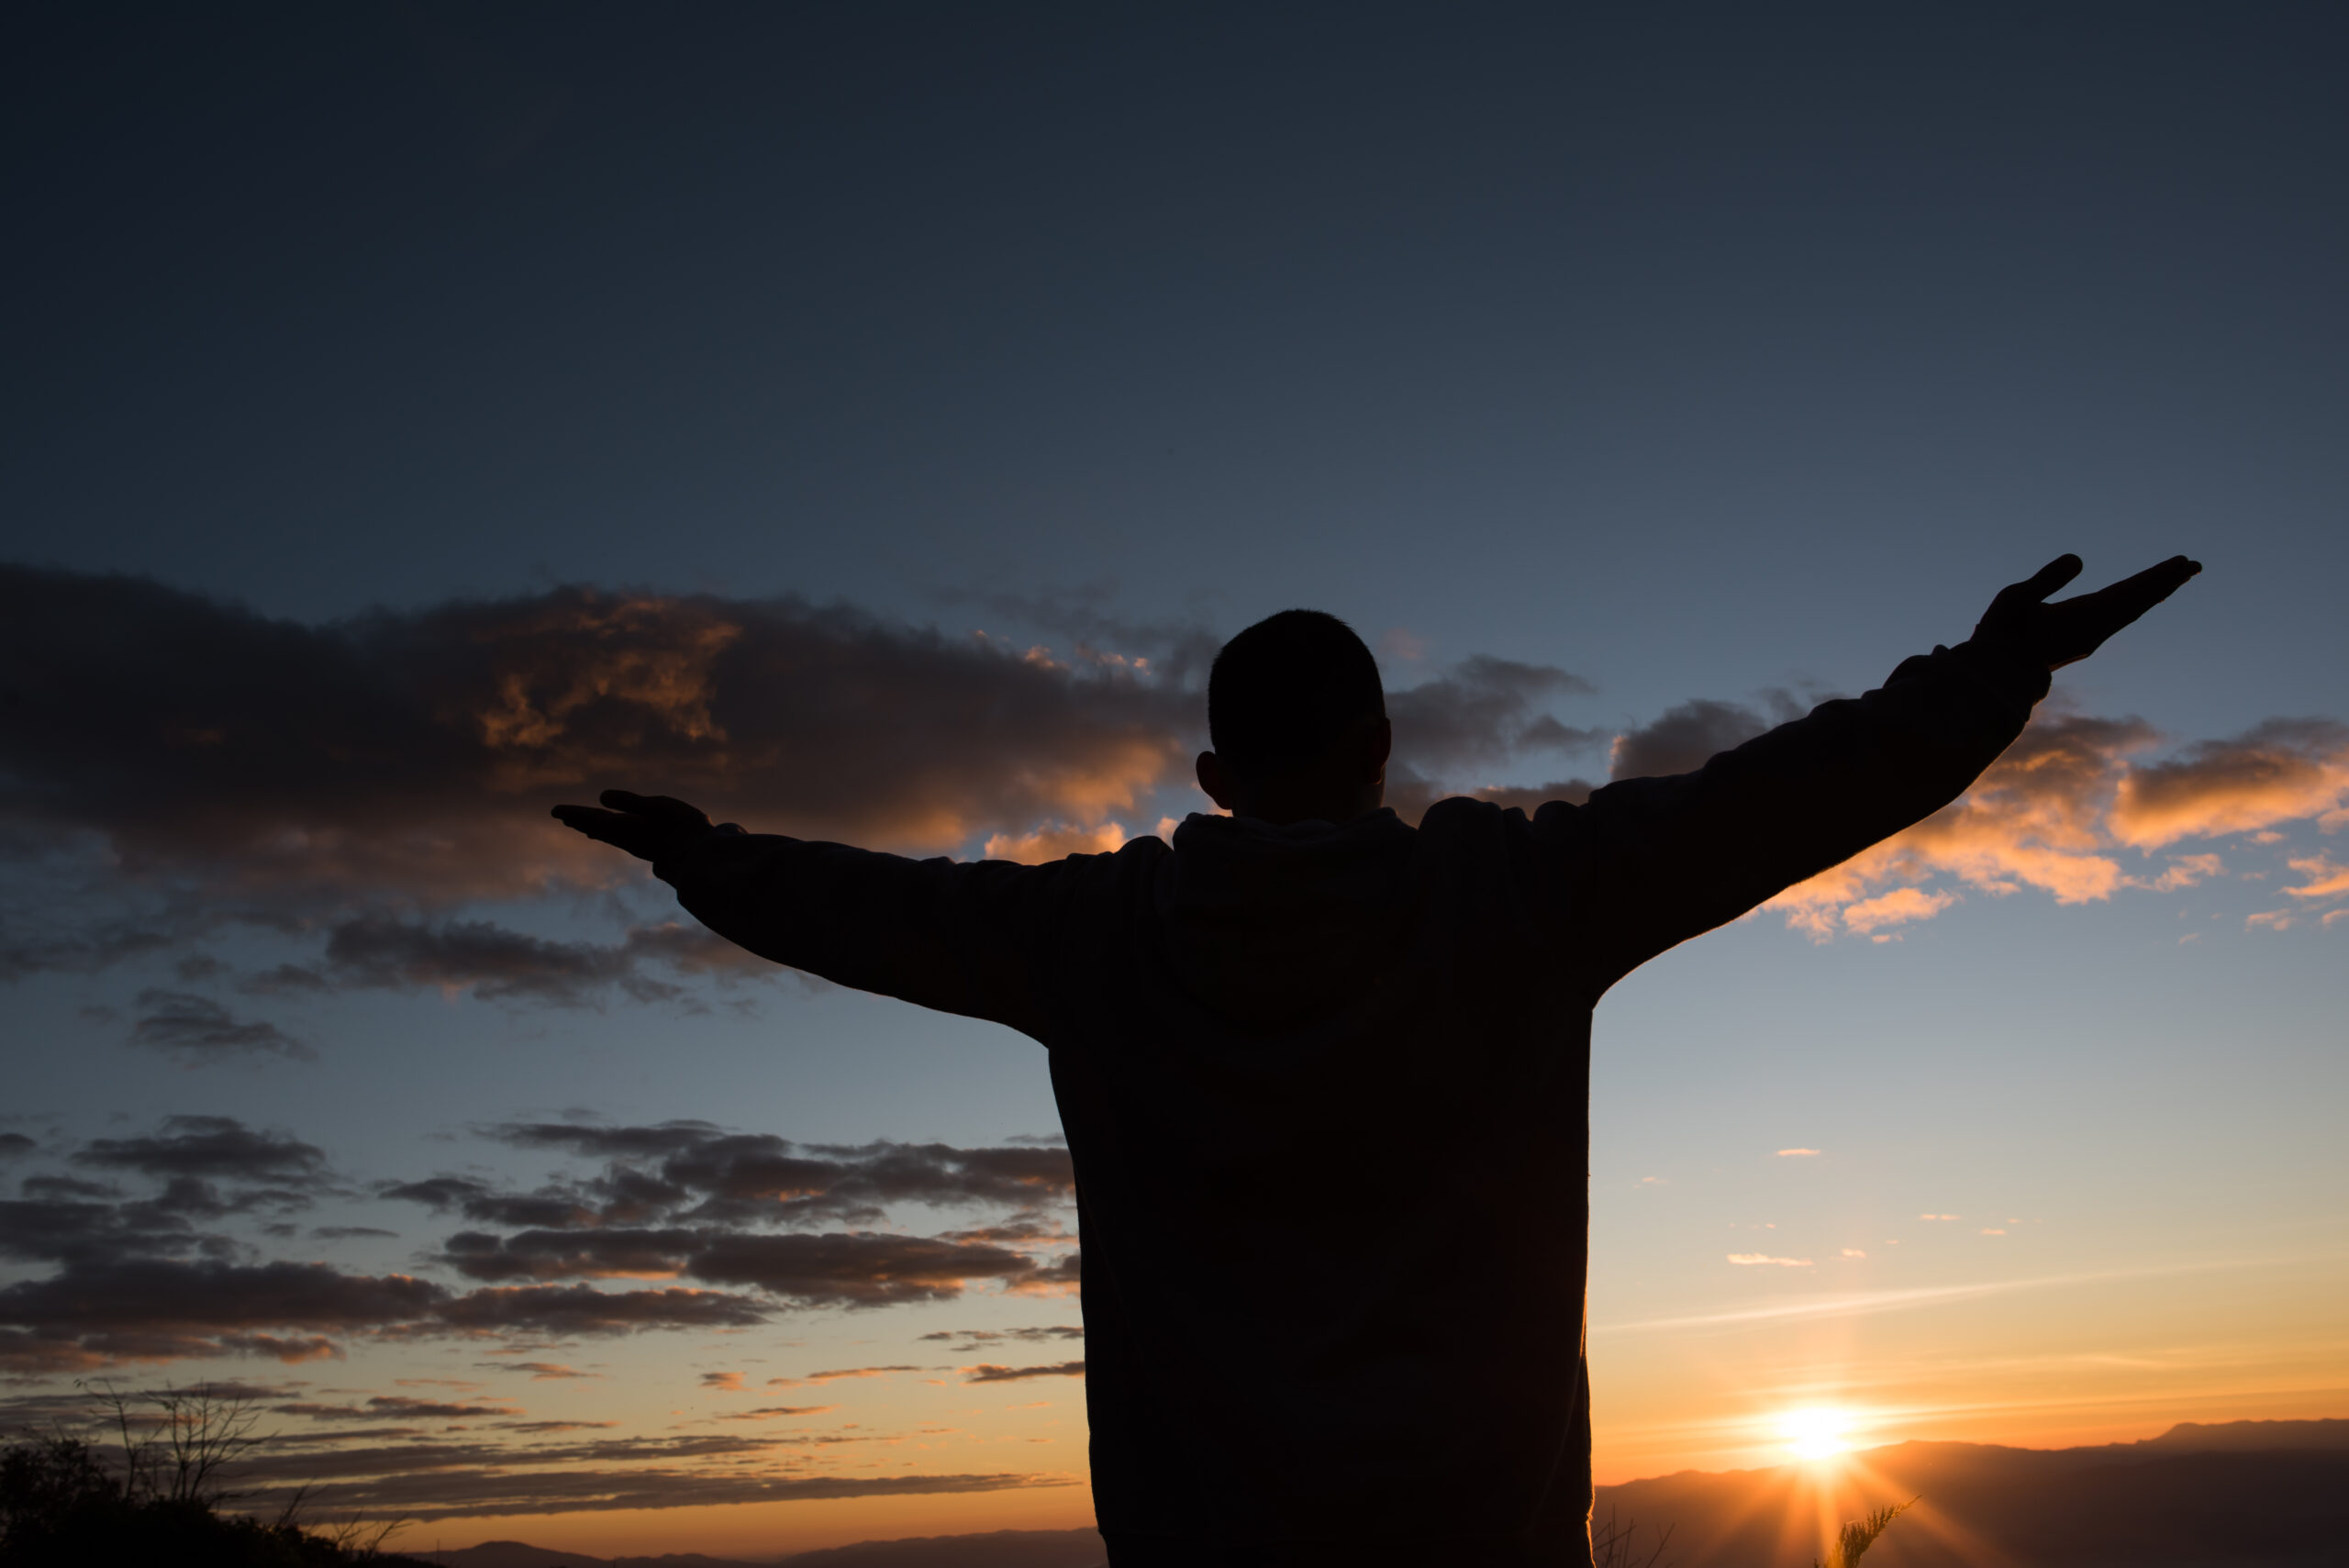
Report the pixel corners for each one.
[1551,553,2200,994]
[551,792,1082,1038]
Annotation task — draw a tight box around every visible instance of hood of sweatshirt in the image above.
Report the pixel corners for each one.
[1155,807,1419,1027]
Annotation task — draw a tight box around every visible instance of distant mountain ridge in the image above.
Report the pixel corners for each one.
[416,1419,2349,1568]
[413,1544,780,1568]
[410,1528,1109,1568]
[2132,1417,2349,1453]
[1599,1418,2349,1567]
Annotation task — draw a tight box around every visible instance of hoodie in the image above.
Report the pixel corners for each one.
[654,638,2049,1567]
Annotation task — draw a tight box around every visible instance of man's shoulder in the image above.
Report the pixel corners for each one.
[1417,791,1587,833]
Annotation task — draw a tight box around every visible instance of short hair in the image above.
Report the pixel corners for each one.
[1207,609,1386,779]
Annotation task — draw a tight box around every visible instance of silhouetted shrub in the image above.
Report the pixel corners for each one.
[0,1387,430,1567]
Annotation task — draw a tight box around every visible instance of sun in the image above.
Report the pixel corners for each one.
[1778,1407,1854,1462]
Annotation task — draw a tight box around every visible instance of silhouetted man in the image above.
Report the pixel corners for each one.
[556,553,2198,1568]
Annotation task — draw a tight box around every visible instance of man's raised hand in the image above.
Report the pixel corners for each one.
[551,790,740,863]
[1974,553,2202,672]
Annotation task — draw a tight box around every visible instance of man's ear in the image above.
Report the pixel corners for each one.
[1196,751,1238,811]
[1363,716,1393,783]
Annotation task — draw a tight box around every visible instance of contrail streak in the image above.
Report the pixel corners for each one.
[1590,1255,2311,1335]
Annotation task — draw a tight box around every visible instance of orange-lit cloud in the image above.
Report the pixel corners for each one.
[1727,1253,1813,1267]
[2282,854,2349,901]
[1761,714,2349,940]
[766,1366,924,1388]
[0,567,1195,910]
[982,822,1134,863]
[2110,719,2349,846]
[488,1361,596,1380]
[962,1360,1085,1383]
[1839,888,1956,938]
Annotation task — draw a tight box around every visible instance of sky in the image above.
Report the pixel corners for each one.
[3,3,2345,1558]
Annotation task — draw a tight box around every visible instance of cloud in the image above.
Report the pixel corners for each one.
[317,917,647,1002]
[0,1252,772,1373]
[379,1176,597,1231]
[918,1325,1084,1352]
[0,1259,445,1371]
[484,1119,724,1162]
[125,990,315,1062]
[765,1366,923,1389]
[1726,1253,1812,1267]
[1383,658,1604,823]
[254,914,787,1007]
[491,1420,618,1435]
[1764,712,2349,940]
[1387,657,1600,774]
[0,567,1197,909]
[1775,1149,1820,1158]
[962,1360,1085,1383]
[1379,628,1428,663]
[0,896,177,984]
[75,1117,328,1184]
[981,822,1134,863]
[1609,694,1804,782]
[687,1233,1044,1307]
[0,1134,39,1161]
[274,1396,518,1422]
[2109,719,2349,846]
[228,1458,1071,1523]
[2130,851,2224,893]
[0,1195,206,1267]
[0,1116,1080,1378]
[480,1361,595,1380]
[718,1404,838,1421]
[428,1284,769,1338]
[2283,854,2349,902]
[429,1124,1079,1230]
[1839,887,1957,938]
[380,1128,1078,1308]
[933,581,1222,687]
[699,1372,745,1392]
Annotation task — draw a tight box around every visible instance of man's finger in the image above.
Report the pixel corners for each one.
[2015,553,2085,604]
[552,805,644,845]
[2068,555,2203,631]
[2104,554,2201,609]
[599,790,712,825]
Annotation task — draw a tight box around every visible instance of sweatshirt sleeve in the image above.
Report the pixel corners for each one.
[651,835,1084,1040]
[1532,638,2051,997]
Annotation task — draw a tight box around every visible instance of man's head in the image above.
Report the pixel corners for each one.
[1196,609,1392,825]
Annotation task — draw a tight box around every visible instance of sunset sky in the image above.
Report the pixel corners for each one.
[3,5,2344,1560]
